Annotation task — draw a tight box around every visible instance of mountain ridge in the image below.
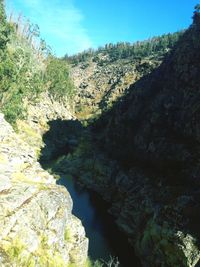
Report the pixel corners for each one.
[50,8,200,266]
[1,1,200,266]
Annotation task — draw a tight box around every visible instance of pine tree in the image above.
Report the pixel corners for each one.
[0,0,10,50]
[193,4,200,25]
[0,0,6,20]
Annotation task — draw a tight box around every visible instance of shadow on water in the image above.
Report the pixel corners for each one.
[39,119,141,267]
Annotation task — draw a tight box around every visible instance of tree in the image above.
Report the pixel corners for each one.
[193,4,200,25]
[0,0,6,21]
[44,56,74,100]
[0,0,11,50]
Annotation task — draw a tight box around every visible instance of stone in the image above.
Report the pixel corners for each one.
[0,114,88,266]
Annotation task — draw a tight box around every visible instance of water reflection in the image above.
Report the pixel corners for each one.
[58,174,141,267]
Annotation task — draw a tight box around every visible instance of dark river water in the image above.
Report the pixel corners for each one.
[57,174,141,267]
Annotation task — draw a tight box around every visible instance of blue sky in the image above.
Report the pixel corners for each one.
[5,0,198,57]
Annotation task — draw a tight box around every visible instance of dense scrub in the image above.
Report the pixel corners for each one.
[61,7,200,266]
[92,6,200,185]
[65,31,183,65]
[0,1,74,124]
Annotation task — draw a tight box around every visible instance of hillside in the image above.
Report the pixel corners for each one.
[0,4,75,126]
[93,13,200,184]
[49,7,200,267]
[0,112,88,266]
[66,32,182,120]
[1,1,200,266]
[0,3,89,267]
[90,9,200,266]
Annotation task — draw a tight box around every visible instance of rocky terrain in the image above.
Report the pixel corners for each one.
[0,112,88,266]
[68,31,182,122]
[88,16,200,266]
[71,55,164,120]
[45,12,200,267]
[1,3,200,266]
[16,91,76,155]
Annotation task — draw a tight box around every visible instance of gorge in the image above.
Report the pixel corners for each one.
[0,2,200,266]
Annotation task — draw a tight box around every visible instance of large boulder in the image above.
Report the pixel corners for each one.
[0,113,88,266]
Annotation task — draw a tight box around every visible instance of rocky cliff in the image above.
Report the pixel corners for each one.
[69,31,182,122]
[1,5,199,267]
[71,53,164,121]
[0,113,88,266]
[49,13,200,267]
[90,14,200,266]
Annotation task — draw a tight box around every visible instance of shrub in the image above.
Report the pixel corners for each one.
[45,56,75,100]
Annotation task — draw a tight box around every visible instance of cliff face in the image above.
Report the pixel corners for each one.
[50,17,200,267]
[0,113,88,266]
[1,10,198,267]
[89,18,200,266]
[95,22,200,182]
[71,54,163,120]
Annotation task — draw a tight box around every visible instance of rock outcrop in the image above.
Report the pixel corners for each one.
[15,91,75,159]
[89,16,200,266]
[71,55,163,120]
[0,113,88,266]
[51,15,200,267]
[1,9,198,267]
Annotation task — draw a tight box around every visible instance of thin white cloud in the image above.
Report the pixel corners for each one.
[6,0,93,56]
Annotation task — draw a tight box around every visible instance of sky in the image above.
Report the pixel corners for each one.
[5,0,198,57]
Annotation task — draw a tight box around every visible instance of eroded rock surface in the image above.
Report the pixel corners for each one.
[50,17,200,267]
[71,56,162,120]
[89,18,200,267]
[0,113,88,266]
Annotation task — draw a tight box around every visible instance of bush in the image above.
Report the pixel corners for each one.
[45,56,75,100]
[0,3,75,124]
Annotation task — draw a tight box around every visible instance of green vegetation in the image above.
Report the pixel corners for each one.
[3,237,25,264]
[0,0,11,50]
[45,56,74,100]
[65,31,183,65]
[64,226,72,242]
[3,234,66,267]
[36,235,66,267]
[193,4,200,25]
[3,237,37,267]
[0,0,184,125]
[0,1,74,124]
[85,256,120,267]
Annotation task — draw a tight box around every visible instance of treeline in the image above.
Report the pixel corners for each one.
[0,1,74,124]
[65,31,184,65]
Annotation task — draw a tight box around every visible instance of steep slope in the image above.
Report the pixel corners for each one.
[0,113,88,266]
[52,12,200,267]
[71,56,161,120]
[68,32,182,120]
[1,1,199,266]
[0,5,90,266]
[94,16,200,184]
[0,9,75,126]
[89,12,200,266]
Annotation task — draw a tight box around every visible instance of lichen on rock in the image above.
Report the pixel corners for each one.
[0,113,88,266]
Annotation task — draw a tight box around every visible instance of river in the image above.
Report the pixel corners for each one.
[57,174,141,267]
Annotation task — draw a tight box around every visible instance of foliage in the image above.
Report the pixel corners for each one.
[65,31,184,65]
[4,237,25,262]
[86,256,120,267]
[36,235,66,267]
[44,56,75,100]
[0,29,44,123]
[64,226,72,241]
[193,4,200,25]
[0,2,74,124]
[3,237,36,267]
[0,0,12,50]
